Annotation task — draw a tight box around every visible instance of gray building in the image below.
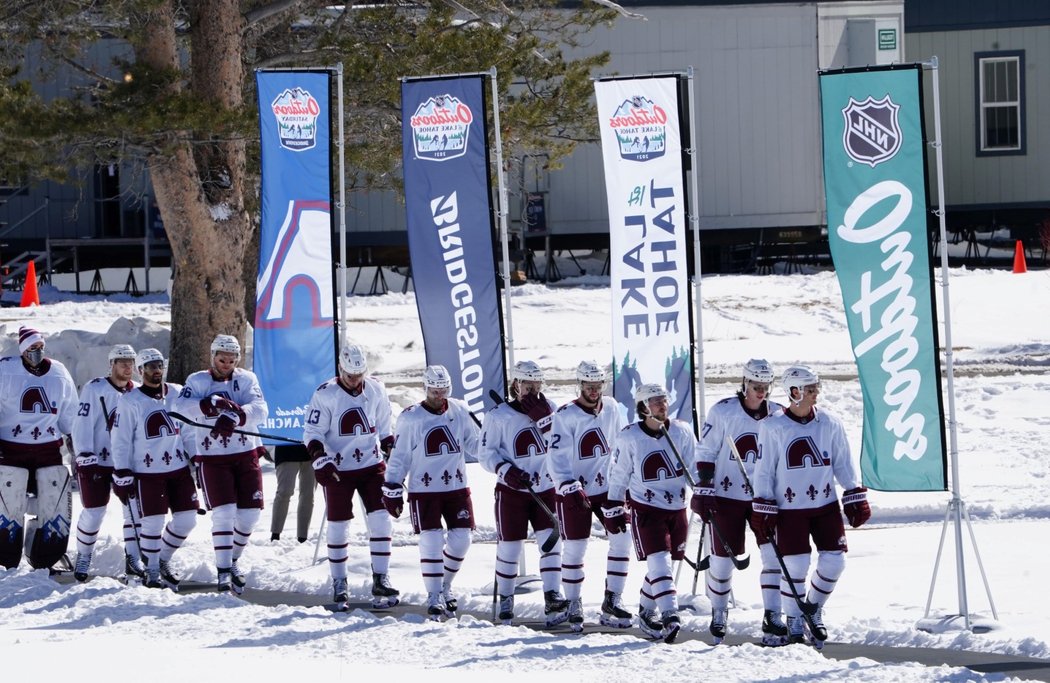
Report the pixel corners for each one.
[3,1,1047,282]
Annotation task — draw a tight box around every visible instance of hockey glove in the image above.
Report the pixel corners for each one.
[312,454,341,487]
[557,480,591,512]
[380,435,396,460]
[842,487,871,528]
[112,468,137,504]
[381,483,404,518]
[75,452,107,484]
[600,500,628,535]
[690,462,717,521]
[517,392,553,433]
[690,485,718,523]
[751,498,779,542]
[497,462,532,490]
[211,414,238,439]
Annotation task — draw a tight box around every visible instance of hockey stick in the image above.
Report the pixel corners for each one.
[168,411,302,444]
[724,435,818,618]
[486,389,561,554]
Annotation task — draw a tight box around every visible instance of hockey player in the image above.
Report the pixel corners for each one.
[547,360,631,631]
[606,383,696,643]
[0,326,78,570]
[110,349,198,589]
[382,365,479,620]
[173,334,268,593]
[478,360,569,626]
[751,365,871,645]
[71,344,143,582]
[303,342,399,608]
[692,358,787,644]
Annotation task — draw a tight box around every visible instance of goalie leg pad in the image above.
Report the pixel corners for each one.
[0,465,30,569]
[27,465,72,569]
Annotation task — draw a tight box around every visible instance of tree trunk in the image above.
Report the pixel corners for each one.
[134,0,251,382]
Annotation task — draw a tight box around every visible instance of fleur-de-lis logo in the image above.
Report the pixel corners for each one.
[455,469,464,483]
[421,472,433,488]
[719,476,733,493]
[144,453,154,469]
[784,487,796,503]
[352,448,364,463]
[663,491,674,505]
[30,426,42,441]
[806,484,819,501]
[441,470,452,486]
[162,451,173,466]
[12,425,22,437]
[594,472,605,487]
[644,489,655,503]
[824,483,833,499]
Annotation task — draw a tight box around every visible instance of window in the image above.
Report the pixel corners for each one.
[975,51,1025,155]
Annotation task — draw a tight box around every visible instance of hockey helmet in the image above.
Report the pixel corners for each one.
[339,343,368,375]
[512,360,544,383]
[742,358,774,385]
[634,383,668,404]
[211,334,241,358]
[136,348,166,370]
[108,344,137,362]
[781,365,819,400]
[575,360,607,384]
[423,364,453,390]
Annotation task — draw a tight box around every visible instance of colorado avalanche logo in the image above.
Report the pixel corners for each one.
[841,95,902,167]
[607,95,668,162]
[271,87,320,152]
[410,94,473,161]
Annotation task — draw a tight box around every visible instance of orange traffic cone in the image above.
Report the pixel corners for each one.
[1013,240,1028,274]
[20,260,40,307]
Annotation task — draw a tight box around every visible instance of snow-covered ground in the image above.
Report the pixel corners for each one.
[1,263,1048,682]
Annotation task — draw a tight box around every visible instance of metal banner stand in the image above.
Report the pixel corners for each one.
[917,56,998,634]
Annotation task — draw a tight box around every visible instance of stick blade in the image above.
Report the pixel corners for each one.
[732,554,751,570]
[540,528,560,553]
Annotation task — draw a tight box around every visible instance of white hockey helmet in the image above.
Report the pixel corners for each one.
[339,343,368,375]
[781,365,820,400]
[211,334,241,358]
[634,382,668,417]
[742,358,774,385]
[136,348,166,370]
[108,344,137,362]
[576,360,607,384]
[423,364,453,390]
[512,360,544,383]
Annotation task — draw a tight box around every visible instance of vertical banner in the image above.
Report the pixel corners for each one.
[401,76,506,413]
[595,76,695,424]
[254,70,336,441]
[819,65,947,491]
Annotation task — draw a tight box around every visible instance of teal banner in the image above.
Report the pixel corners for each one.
[819,66,947,491]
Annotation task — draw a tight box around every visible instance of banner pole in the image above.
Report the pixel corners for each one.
[336,63,348,345]
[490,66,516,371]
[685,66,706,426]
[923,55,996,630]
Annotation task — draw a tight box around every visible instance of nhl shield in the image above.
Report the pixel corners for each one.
[841,95,902,168]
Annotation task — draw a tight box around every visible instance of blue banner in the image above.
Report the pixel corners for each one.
[254,70,336,441]
[401,76,505,413]
[819,66,947,491]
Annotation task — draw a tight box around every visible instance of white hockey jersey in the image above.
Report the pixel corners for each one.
[71,376,137,466]
[386,399,479,494]
[174,368,268,457]
[0,357,77,446]
[477,398,558,493]
[547,397,624,496]
[302,376,393,472]
[111,383,189,474]
[608,420,697,511]
[697,394,784,502]
[752,406,861,510]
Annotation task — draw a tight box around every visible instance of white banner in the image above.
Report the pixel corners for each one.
[595,77,694,423]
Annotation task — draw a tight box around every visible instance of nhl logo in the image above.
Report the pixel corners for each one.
[410,94,473,161]
[608,95,667,162]
[841,95,902,167]
[271,87,321,152]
